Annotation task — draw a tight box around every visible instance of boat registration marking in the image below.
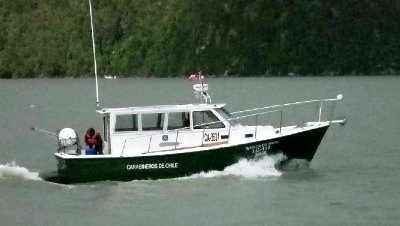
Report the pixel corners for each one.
[126,162,178,170]
[246,141,279,157]
[204,132,219,142]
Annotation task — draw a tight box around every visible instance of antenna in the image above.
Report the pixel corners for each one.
[88,0,100,109]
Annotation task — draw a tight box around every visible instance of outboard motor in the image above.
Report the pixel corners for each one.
[58,128,81,154]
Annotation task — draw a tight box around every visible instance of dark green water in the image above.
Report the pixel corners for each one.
[0,77,399,226]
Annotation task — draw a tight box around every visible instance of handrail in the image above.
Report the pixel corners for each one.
[229,109,281,122]
[230,94,343,115]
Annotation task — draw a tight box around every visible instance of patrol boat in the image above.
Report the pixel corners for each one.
[38,1,346,183]
[42,75,345,184]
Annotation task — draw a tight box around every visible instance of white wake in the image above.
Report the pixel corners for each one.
[0,162,42,181]
[183,154,286,179]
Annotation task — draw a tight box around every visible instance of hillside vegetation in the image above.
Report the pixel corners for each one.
[1,0,400,78]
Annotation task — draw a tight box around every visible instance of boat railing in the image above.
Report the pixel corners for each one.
[230,94,343,116]
[121,121,228,156]
[120,94,344,156]
[230,94,344,128]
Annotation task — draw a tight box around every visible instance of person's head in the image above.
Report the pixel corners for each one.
[87,128,95,136]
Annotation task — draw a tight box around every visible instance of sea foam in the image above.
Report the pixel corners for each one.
[182,154,286,179]
[0,161,42,181]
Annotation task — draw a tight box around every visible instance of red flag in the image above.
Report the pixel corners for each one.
[188,74,205,82]
[188,74,199,82]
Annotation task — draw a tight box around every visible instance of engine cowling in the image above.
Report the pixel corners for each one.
[58,128,77,148]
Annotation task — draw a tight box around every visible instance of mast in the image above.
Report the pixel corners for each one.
[88,0,100,109]
[191,72,212,103]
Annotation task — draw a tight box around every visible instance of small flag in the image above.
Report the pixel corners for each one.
[188,74,204,82]
[188,74,199,81]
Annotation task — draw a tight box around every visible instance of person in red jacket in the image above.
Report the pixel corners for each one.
[85,128,96,148]
[85,128,103,154]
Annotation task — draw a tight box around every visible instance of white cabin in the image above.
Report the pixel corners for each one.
[96,103,276,157]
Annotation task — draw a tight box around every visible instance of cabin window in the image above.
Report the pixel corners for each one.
[167,112,190,130]
[193,110,225,129]
[215,108,239,126]
[115,114,138,132]
[142,113,165,131]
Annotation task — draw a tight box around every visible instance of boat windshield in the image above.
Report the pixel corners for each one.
[215,107,240,126]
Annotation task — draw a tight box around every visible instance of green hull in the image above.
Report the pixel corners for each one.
[45,125,329,184]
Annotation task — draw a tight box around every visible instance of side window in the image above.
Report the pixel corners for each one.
[142,113,165,131]
[193,110,225,129]
[115,114,138,132]
[168,112,190,130]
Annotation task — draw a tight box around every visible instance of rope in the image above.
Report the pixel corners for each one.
[31,127,59,141]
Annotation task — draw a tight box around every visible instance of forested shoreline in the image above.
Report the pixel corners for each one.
[1,0,400,78]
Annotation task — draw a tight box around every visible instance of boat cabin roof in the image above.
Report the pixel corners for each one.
[96,103,226,114]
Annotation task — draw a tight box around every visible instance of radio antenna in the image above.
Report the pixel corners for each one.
[88,0,100,109]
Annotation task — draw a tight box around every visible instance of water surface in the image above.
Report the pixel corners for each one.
[0,76,399,225]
